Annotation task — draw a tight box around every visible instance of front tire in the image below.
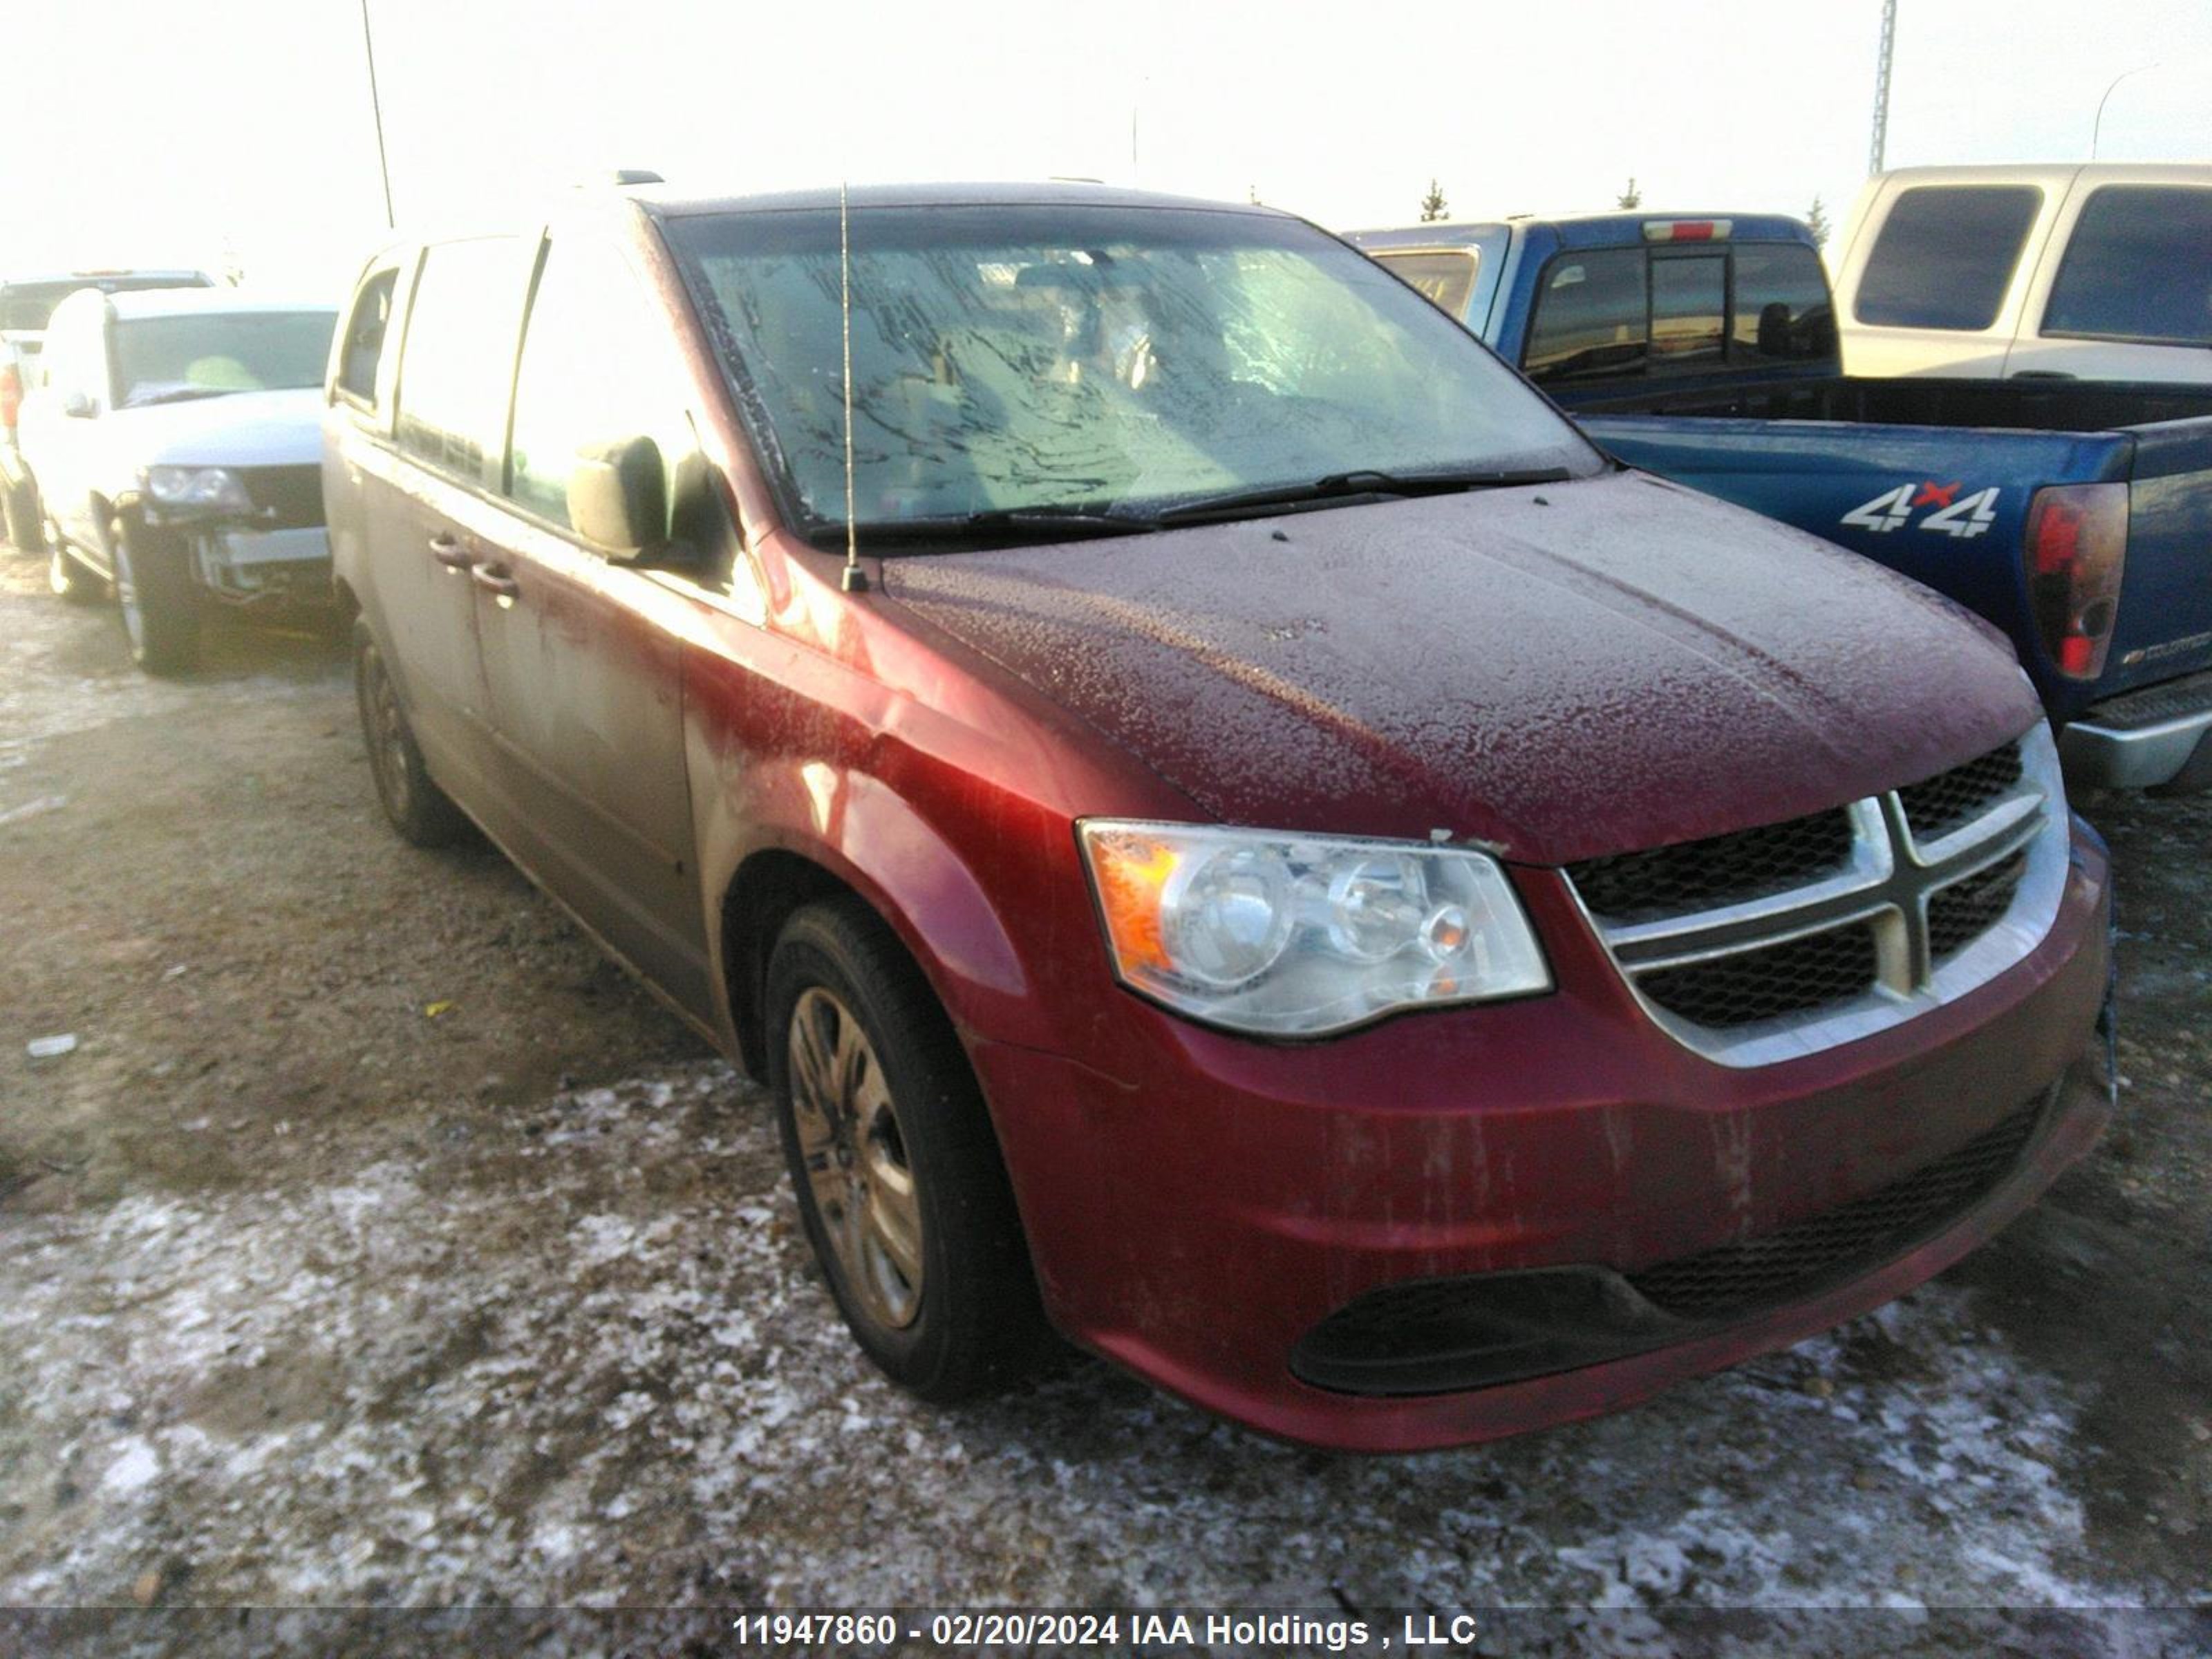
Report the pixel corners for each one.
[353,619,468,846]
[47,538,102,605]
[111,514,200,675]
[766,897,1048,1401]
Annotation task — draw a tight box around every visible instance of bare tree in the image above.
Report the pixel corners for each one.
[1616,176,1642,209]
[1419,179,1448,223]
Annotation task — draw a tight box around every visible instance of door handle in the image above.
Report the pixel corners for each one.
[429,532,476,570]
[471,562,521,603]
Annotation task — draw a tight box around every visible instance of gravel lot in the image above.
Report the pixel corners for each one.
[0,551,2206,1656]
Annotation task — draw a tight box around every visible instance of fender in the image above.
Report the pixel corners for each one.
[695,744,1044,1076]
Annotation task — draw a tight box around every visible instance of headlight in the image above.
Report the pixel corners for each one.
[143,465,251,512]
[1079,821,1551,1036]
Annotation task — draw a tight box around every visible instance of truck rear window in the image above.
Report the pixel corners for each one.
[1524,248,1647,383]
[1731,243,1835,361]
[2040,185,2212,348]
[1853,185,2043,332]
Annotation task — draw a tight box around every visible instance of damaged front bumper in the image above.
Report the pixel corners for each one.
[172,521,332,606]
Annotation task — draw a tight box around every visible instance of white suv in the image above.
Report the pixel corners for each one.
[1831,163,2212,383]
[17,287,337,673]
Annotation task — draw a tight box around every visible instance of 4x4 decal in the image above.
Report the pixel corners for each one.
[1841,482,2000,538]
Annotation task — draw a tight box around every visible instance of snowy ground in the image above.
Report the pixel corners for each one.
[0,558,2205,1657]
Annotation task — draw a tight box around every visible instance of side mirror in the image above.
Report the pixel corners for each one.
[62,390,95,419]
[567,435,666,563]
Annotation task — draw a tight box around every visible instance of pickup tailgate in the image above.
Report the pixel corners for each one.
[1584,410,2212,718]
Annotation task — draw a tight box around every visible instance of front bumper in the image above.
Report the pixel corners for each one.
[971,829,2111,1452]
[185,524,332,604]
[2059,670,2212,789]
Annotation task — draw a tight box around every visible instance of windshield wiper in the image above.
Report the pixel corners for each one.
[805,505,1159,549]
[1154,467,1574,527]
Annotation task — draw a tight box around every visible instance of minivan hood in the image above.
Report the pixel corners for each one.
[114,387,324,469]
[880,471,2041,865]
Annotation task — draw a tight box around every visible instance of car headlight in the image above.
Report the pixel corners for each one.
[1079,821,1551,1036]
[143,465,251,512]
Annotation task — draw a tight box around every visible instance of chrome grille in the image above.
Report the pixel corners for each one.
[1639,919,1879,1029]
[1898,740,2023,845]
[1566,729,2068,1066]
[1571,809,1854,922]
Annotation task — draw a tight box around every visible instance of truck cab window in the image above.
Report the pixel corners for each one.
[2041,186,2212,348]
[1853,186,2042,331]
[1524,248,1647,384]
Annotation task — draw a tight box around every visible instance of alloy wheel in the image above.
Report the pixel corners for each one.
[786,986,925,1330]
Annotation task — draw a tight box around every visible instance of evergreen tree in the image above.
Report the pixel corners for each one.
[1805,195,1832,249]
[1419,179,1448,223]
[1616,176,1642,209]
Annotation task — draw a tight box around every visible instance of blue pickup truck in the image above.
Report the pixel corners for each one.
[1350,214,2212,791]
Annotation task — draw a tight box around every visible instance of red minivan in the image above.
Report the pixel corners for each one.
[324,183,2111,1452]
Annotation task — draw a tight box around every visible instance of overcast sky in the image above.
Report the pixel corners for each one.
[5,0,2208,294]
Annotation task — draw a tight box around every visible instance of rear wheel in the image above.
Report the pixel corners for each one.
[2,475,41,552]
[765,897,1048,1401]
[110,513,200,675]
[353,618,468,845]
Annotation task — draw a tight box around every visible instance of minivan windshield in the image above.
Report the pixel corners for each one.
[668,203,1604,538]
[112,308,337,408]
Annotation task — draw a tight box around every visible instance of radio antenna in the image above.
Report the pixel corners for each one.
[838,179,867,593]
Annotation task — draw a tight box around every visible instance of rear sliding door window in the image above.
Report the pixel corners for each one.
[1373,250,1479,321]
[1853,185,2042,330]
[396,236,532,487]
[2041,185,2212,347]
[1524,248,1647,384]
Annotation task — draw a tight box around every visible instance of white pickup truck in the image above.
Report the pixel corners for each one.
[17,287,337,673]
[1833,163,2212,383]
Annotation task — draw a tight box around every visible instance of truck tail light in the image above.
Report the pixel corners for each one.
[2025,482,2127,681]
[0,364,19,433]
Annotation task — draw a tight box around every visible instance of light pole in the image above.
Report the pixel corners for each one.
[361,0,395,229]
[1868,0,1897,176]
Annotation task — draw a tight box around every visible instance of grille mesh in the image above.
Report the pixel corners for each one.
[1625,1103,2041,1316]
[1638,921,1878,1029]
[1568,809,1854,921]
[238,465,326,529]
[1929,853,2027,959]
[1898,741,2023,845]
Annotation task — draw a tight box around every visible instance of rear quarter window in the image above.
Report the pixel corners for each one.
[1371,250,1479,321]
[1853,185,2043,331]
[2041,185,2212,347]
[337,267,400,406]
